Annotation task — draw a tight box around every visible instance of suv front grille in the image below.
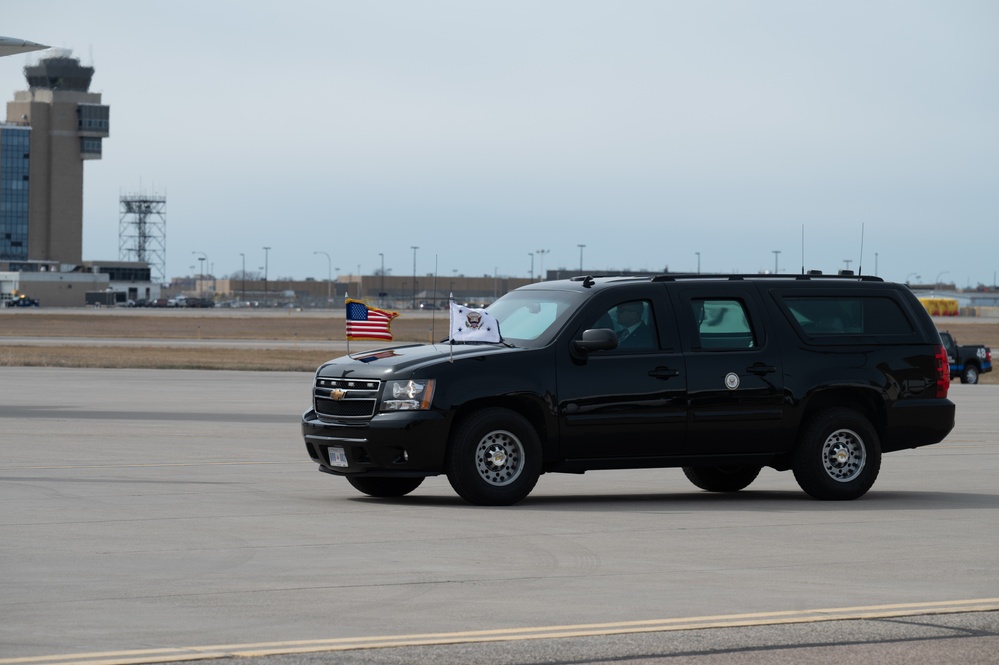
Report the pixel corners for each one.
[313,377,381,420]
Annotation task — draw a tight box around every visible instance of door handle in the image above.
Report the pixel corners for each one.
[746,363,777,375]
[649,366,680,379]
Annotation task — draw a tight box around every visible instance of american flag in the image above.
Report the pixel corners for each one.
[345,299,398,341]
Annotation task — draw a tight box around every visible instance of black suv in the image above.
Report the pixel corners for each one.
[301,274,955,505]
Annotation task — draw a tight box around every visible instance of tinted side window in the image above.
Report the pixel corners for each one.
[584,299,660,352]
[783,296,914,335]
[690,298,755,349]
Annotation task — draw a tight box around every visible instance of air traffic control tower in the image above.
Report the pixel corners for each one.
[3,51,109,266]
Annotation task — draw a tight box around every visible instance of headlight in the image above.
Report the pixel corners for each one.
[381,379,436,411]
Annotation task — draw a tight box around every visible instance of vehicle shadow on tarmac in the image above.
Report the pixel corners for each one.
[346,488,999,510]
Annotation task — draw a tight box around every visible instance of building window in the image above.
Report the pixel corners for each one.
[77,104,110,132]
[99,266,152,281]
[0,125,31,261]
[80,137,102,155]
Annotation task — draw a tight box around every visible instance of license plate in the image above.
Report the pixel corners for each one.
[328,446,348,467]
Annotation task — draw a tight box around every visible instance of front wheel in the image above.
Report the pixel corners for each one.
[346,475,424,498]
[792,408,881,500]
[446,408,542,506]
[961,364,979,384]
[682,465,762,492]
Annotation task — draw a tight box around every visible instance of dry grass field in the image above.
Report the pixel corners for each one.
[0,309,441,371]
[1,309,998,381]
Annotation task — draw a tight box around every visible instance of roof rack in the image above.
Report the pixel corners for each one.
[650,272,884,283]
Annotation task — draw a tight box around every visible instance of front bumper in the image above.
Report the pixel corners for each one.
[301,409,450,477]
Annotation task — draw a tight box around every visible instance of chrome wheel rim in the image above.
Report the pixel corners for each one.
[821,428,866,482]
[475,430,524,486]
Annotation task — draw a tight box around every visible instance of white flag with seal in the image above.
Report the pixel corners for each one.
[449,298,501,343]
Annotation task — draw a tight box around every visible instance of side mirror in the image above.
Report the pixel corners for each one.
[572,328,619,354]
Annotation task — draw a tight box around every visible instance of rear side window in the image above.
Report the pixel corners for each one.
[783,296,914,336]
[690,298,756,349]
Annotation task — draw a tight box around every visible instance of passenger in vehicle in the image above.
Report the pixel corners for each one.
[614,301,656,349]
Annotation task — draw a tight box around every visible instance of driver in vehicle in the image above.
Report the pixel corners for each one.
[614,301,655,349]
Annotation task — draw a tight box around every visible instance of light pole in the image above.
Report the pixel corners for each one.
[239,253,246,303]
[379,252,385,301]
[695,251,701,274]
[906,272,921,285]
[192,251,207,296]
[577,244,586,275]
[262,246,271,306]
[536,249,549,281]
[935,271,949,288]
[411,246,419,309]
[772,250,781,274]
[528,252,535,281]
[843,259,853,272]
[874,252,879,276]
[314,251,331,308]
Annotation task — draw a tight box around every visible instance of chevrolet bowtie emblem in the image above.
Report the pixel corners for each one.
[330,389,347,401]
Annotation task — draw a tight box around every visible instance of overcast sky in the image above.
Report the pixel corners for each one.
[3,1,997,286]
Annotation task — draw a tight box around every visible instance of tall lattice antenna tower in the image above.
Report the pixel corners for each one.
[119,193,167,283]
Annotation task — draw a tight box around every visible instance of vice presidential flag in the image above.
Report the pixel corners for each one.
[345,299,398,341]
[449,299,501,343]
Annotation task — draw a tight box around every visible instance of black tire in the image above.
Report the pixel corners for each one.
[792,408,881,500]
[961,364,979,384]
[682,465,762,493]
[446,408,542,506]
[346,475,424,498]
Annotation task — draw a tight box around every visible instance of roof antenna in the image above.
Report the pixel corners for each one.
[800,224,805,275]
[431,255,438,342]
[858,223,865,276]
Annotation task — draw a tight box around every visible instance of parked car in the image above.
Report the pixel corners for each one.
[184,297,215,308]
[5,294,39,307]
[301,273,955,505]
[939,330,992,384]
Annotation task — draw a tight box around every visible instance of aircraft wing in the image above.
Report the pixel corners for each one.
[0,36,49,57]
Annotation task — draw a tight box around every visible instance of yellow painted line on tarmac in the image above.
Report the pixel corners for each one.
[3,598,998,665]
[2,461,298,470]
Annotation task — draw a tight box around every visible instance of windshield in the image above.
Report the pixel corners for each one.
[487,289,584,347]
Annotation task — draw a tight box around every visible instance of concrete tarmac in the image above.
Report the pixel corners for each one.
[1,368,997,664]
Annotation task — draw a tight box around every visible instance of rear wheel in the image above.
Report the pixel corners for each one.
[682,465,762,492]
[792,408,881,500]
[346,476,424,498]
[446,408,542,506]
[961,364,979,384]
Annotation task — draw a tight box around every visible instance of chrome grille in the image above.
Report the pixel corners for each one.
[313,377,381,420]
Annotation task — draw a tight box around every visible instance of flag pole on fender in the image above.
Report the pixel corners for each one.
[448,294,501,365]
[345,293,399,358]
[448,292,454,364]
